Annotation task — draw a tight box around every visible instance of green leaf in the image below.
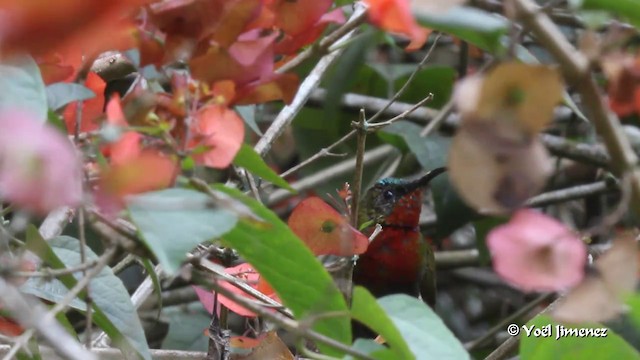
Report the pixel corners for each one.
[46,83,95,111]
[573,0,640,29]
[520,315,640,360]
[377,294,470,360]
[378,121,450,169]
[627,294,640,329]
[23,229,151,360]
[415,7,508,53]
[431,174,478,240]
[0,54,48,122]
[161,302,210,352]
[233,144,295,192]
[351,287,413,359]
[47,110,67,133]
[213,185,351,355]
[344,339,397,360]
[127,188,238,275]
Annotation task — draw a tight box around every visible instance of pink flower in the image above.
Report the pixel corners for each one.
[0,110,82,214]
[487,209,587,292]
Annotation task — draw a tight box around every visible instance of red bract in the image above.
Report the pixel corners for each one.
[96,151,177,215]
[104,95,142,166]
[190,33,278,85]
[0,110,82,214]
[487,209,587,292]
[190,105,245,169]
[288,197,369,256]
[195,263,279,317]
[63,72,106,134]
[275,8,345,55]
[364,0,429,51]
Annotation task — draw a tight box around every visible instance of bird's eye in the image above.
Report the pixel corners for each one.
[382,190,394,200]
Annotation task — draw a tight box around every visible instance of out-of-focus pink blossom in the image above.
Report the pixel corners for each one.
[0,110,82,214]
[487,209,587,292]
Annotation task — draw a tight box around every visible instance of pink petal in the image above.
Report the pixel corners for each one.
[487,209,586,292]
[0,110,82,214]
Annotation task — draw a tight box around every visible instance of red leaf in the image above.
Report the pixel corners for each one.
[96,151,177,214]
[35,52,75,84]
[190,33,277,85]
[0,317,23,337]
[63,72,106,134]
[275,8,345,55]
[0,0,147,56]
[190,105,245,169]
[235,73,299,105]
[274,0,333,37]
[288,197,369,256]
[218,263,279,317]
[104,95,141,166]
[365,0,429,51]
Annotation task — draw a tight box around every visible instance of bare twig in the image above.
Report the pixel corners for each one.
[465,293,553,351]
[0,278,96,360]
[267,145,396,205]
[0,345,207,360]
[38,207,74,240]
[350,109,368,227]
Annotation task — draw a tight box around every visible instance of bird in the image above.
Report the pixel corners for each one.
[353,167,446,310]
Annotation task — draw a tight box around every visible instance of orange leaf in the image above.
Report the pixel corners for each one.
[235,73,299,105]
[96,152,177,214]
[365,0,429,51]
[217,263,279,317]
[191,105,245,169]
[63,72,106,134]
[275,8,345,55]
[35,52,74,84]
[232,331,294,360]
[288,197,369,256]
[0,317,23,337]
[104,95,142,166]
[274,0,333,36]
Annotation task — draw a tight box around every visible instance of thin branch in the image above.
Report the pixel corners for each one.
[207,274,375,360]
[0,278,96,360]
[0,345,208,360]
[465,293,553,351]
[350,109,368,227]
[38,207,74,240]
[366,33,442,125]
[194,257,294,318]
[11,259,100,278]
[78,208,93,347]
[254,4,365,158]
[267,145,396,206]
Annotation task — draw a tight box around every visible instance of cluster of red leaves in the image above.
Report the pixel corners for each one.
[603,53,640,118]
[0,0,352,214]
